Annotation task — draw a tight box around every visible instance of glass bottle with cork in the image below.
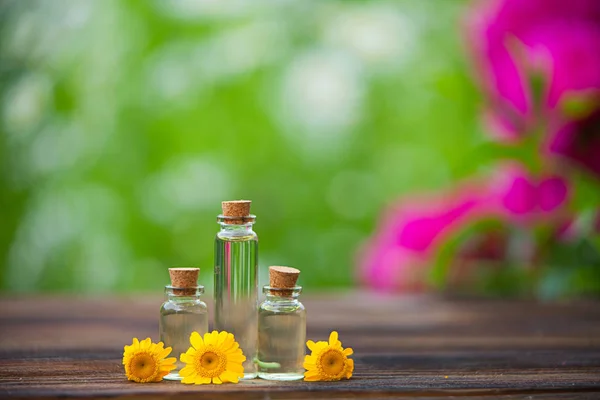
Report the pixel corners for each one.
[159,267,208,381]
[214,200,259,379]
[257,266,306,381]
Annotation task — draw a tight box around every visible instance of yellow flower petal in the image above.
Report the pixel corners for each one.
[304,375,321,382]
[158,370,170,379]
[203,331,214,346]
[227,353,246,363]
[343,347,354,356]
[329,331,338,345]
[221,370,240,383]
[180,353,193,364]
[160,365,176,373]
[216,331,228,347]
[225,342,240,354]
[304,354,316,363]
[226,362,244,374]
[140,338,151,350]
[312,341,328,352]
[190,331,204,350]
[221,333,235,350]
[212,376,223,385]
[181,375,197,384]
[185,346,197,356]
[328,331,342,348]
[157,347,173,358]
[159,347,173,359]
[164,357,177,366]
[195,377,211,385]
[345,358,354,378]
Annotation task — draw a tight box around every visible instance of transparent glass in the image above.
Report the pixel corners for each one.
[159,285,208,381]
[214,215,258,379]
[257,286,306,381]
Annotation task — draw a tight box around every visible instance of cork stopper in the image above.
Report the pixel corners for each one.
[269,266,300,296]
[221,200,253,224]
[169,267,199,296]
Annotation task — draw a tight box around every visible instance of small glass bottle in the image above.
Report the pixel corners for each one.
[214,200,259,379]
[257,266,306,381]
[159,268,208,381]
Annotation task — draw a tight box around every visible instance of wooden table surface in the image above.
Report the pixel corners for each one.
[1,292,600,399]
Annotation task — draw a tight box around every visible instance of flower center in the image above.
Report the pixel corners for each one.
[131,353,157,380]
[201,351,219,371]
[198,349,226,377]
[319,349,345,376]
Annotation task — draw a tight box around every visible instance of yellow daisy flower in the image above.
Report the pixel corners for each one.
[122,338,177,383]
[179,330,246,385]
[304,331,354,381]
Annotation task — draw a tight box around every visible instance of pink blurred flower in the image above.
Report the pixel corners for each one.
[357,186,489,292]
[469,0,600,139]
[490,163,569,219]
[358,164,570,292]
[548,110,600,176]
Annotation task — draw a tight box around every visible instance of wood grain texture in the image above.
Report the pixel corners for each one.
[1,293,599,399]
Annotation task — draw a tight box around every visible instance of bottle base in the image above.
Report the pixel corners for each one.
[163,372,183,381]
[165,372,258,381]
[258,372,304,381]
[241,372,258,380]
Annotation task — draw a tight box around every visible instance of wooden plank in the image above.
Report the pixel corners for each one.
[1,350,600,399]
[1,294,600,399]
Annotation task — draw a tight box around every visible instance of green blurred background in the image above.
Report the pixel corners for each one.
[0,0,486,293]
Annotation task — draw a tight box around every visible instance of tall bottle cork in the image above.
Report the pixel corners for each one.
[221,200,254,224]
[169,267,199,296]
[269,266,300,296]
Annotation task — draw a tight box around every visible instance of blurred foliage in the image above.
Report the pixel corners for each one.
[0,0,486,293]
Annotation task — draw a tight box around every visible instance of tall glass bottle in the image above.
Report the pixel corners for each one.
[257,267,305,381]
[214,200,258,379]
[159,268,208,381]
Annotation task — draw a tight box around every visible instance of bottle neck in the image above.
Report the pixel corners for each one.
[263,286,302,303]
[264,295,301,305]
[165,285,204,301]
[218,222,255,235]
[217,215,256,240]
[217,214,256,234]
